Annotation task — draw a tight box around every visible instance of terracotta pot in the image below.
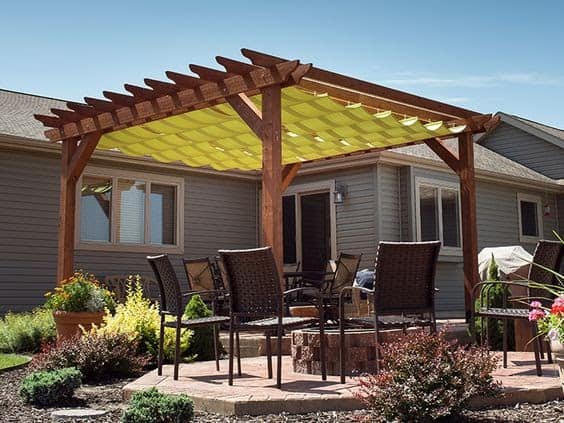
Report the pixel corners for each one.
[53,311,105,344]
[550,340,564,394]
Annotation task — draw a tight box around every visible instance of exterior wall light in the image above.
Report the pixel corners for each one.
[334,185,346,204]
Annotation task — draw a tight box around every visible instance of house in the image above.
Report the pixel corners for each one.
[1,89,562,316]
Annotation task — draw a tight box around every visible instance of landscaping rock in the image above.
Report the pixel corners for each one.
[51,408,108,421]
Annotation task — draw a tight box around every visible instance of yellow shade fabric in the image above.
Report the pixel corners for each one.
[97,87,465,171]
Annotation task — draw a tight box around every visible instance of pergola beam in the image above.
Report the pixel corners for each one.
[225,93,263,138]
[37,60,305,142]
[282,163,302,192]
[424,138,461,174]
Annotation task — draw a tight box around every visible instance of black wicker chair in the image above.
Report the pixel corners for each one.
[472,240,564,376]
[183,257,228,315]
[339,241,441,383]
[219,247,327,388]
[147,254,230,380]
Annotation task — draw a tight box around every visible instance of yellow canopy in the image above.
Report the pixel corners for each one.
[98,87,465,171]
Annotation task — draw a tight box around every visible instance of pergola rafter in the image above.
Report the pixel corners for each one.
[35,48,491,317]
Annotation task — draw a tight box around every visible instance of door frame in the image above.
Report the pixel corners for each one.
[283,180,337,269]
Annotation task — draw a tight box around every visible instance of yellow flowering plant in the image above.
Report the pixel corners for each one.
[91,276,191,362]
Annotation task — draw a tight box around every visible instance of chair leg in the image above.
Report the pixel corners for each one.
[236,330,242,376]
[276,325,283,389]
[174,323,181,381]
[319,302,326,381]
[375,316,381,374]
[503,319,508,368]
[546,340,553,364]
[158,315,165,376]
[228,323,234,386]
[213,325,220,372]
[339,312,346,384]
[532,323,542,377]
[539,336,545,359]
[265,332,273,379]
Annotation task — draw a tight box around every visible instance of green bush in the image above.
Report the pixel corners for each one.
[474,254,515,350]
[91,278,191,363]
[355,329,501,422]
[0,308,56,354]
[32,333,149,383]
[184,294,222,361]
[122,388,194,423]
[20,367,81,406]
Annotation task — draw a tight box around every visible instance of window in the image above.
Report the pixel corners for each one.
[415,178,461,251]
[517,193,542,242]
[78,168,183,252]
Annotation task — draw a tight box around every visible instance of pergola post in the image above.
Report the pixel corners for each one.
[57,139,78,283]
[56,133,101,284]
[260,85,284,274]
[458,132,479,318]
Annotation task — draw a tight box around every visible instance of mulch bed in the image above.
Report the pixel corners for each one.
[1,367,563,422]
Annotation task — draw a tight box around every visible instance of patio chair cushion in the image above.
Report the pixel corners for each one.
[345,314,434,328]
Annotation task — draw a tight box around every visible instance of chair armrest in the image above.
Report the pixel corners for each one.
[284,286,322,298]
[338,285,375,299]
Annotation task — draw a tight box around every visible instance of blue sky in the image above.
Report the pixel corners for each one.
[1,1,563,127]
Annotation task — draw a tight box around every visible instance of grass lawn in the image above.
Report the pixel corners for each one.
[0,353,31,371]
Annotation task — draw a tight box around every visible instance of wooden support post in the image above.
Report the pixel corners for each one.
[57,139,78,284]
[458,132,479,318]
[260,85,283,276]
[56,133,102,284]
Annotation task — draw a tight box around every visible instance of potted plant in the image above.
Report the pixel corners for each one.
[529,294,564,392]
[45,271,115,343]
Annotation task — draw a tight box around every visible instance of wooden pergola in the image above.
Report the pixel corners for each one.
[35,49,498,315]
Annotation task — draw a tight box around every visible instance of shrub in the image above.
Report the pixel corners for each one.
[474,255,515,350]
[20,367,81,406]
[0,308,56,354]
[32,333,149,383]
[122,388,194,423]
[91,278,191,363]
[184,294,223,361]
[355,329,501,422]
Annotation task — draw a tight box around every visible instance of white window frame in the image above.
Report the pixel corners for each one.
[281,180,337,271]
[517,193,543,243]
[75,166,184,254]
[414,177,462,255]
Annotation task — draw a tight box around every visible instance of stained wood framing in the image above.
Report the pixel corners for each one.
[458,132,479,316]
[36,49,487,314]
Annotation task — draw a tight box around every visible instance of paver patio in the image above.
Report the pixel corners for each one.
[123,352,563,416]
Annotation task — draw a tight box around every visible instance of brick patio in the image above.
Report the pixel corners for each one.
[123,352,563,416]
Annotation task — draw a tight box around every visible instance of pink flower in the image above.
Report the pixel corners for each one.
[530,301,543,309]
[528,308,546,322]
[554,296,564,307]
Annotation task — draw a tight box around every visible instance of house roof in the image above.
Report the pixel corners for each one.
[391,139,559,185]
[484,112,564,149]
[0,89,67,141]
[0,87,560,187]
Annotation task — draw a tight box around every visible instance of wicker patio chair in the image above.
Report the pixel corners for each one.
[147,254,230,380]
[299,253,362,321]
[183,257,228,315]
[339,241,441,383]
[219,247,327,389]
[472,240,564,376]
[102,275,160,303]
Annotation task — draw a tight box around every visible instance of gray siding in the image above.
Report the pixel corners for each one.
[378,165,401,242]
[0,148,258,313]
[398,166,561,316]
[481,122,564,179]
[291,166,377,269]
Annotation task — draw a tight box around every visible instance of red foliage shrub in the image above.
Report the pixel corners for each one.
[32,333,150,383]
[355,329,501,422]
